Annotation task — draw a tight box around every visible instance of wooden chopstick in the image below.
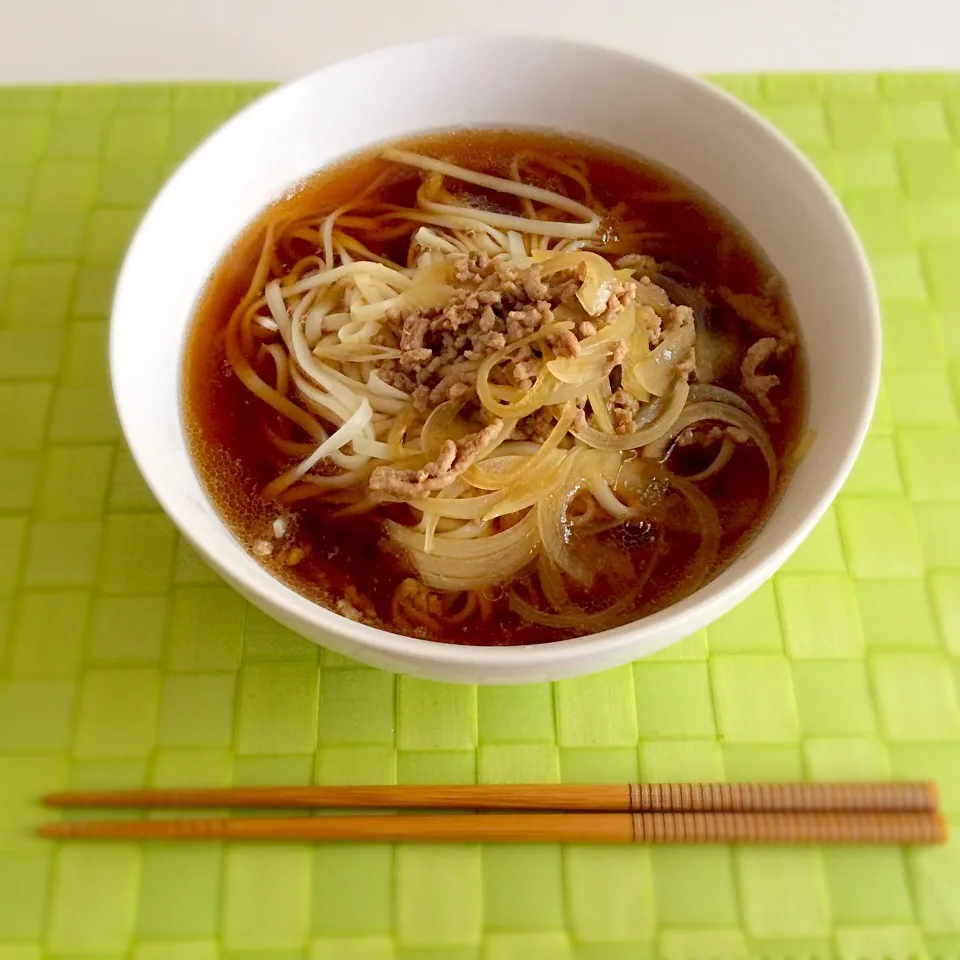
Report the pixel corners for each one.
[37,810,947,845]
[42,780,939,813]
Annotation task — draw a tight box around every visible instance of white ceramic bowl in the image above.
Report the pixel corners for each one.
[111,36,879,684]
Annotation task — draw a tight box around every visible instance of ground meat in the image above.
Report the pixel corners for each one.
[376,255,594,415]
[616,254,660,276]
[579,320,597,338]
[516,407,556,442]
[369,420,504,498]
[741,337,780,421]
[638,305,662,346]
[719,287,794,342]
[611,388,640,434]
[676,424,749,448]
[547,329,581,358]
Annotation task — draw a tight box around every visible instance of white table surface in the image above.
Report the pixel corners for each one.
[1,0,957,83]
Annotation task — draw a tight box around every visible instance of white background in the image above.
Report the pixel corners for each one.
[0,0,956,82]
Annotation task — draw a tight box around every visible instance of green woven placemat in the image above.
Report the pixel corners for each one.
[1,73,959,960]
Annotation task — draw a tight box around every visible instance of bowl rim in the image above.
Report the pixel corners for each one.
[110,33,881,673]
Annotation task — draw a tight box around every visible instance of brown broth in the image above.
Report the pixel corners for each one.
[183,129,806,645]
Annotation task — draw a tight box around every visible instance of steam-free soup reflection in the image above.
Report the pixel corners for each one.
[184,130,806,645]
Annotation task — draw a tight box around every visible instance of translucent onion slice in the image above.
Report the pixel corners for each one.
[586,372,615,434]
[480,450,570,522]
[686,437,736,482]
[420,399,469,459]
[466,405,576,490]
[643,400,778,497]
[629,321,695,396]
[536,452,596,585]
[573,380,689,451]
[633,280,673,315]
[387,507,540,591]
[475,321,574,418]
[618,460,721,595]
[687,383,754,415]
[407,489,504,521]
[386,505,537,559]
[579,302,637,352]
[509,584,638,630]
[547,340,622,385]
[584,461,630,519]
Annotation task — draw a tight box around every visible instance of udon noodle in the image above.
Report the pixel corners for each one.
[185,130,805,643]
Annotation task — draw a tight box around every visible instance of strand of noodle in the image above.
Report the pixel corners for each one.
[282,261,413,297]
[262,399,372,500]
[366,370,409,402]
[240,297,268,355]
[382,148,600,239]
[260,343,290,396]
[321,204,352,270]
[291,367,354,424]
[509,155,537,219]
[332,230,402,268]
[413,226,463,255]
[376,208,513,248]
[421,197,596,240]
[275,280,402,421]
[525,151,594,205]
[318,168,394,270]
[300,466,373,488]
[224,225,325,441]
[264,427,314,457]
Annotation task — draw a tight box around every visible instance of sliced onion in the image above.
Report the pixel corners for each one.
[584,461,630,519]
[509,584,638,630]
[573,380,689,451]
[633,280,673,315]
[686,437,736,482]
[421,399,469,459]
[547,340,621,385]
[388,507,540,591]
[537,454,595,585]
[580,302,636,351]
[629,321,694,396]
[480,450,569,522]
[643,400,777,497]
[407,489,504,521]
[620,461,721,595]
[688,383,754,415]
[467,405,576,490]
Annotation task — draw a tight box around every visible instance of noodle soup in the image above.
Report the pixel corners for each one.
[184,129,806,645]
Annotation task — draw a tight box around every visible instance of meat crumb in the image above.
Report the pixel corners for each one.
[611,389,640,434]
[369,420,505,498]
[741,337,781,421]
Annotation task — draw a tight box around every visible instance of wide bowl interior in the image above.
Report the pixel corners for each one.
[111,36,879,683]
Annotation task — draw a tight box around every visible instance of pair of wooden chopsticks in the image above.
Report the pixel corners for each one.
[40,781,946,845]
